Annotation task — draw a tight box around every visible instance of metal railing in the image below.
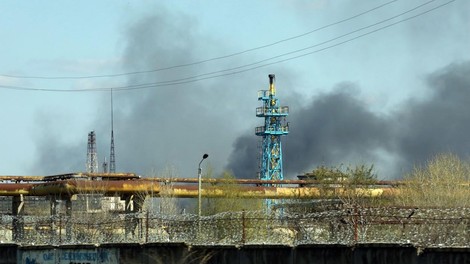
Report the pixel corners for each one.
[255,125,289,135]
[256,106,289,116]
[257,90,272,99]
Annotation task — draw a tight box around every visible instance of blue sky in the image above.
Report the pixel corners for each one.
[1,0,469,179]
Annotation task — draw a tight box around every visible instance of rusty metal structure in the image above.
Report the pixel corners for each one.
[0,173,397,197]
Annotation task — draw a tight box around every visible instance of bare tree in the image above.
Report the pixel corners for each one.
[395,153,470,207]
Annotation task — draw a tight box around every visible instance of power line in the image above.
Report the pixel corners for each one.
[136,0,438,87]
[0,0,398,80]
[0,0,456,92]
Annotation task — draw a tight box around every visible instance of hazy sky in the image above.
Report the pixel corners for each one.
[0,0,469,179]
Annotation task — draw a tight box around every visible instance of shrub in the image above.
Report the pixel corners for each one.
[395,153,470,207]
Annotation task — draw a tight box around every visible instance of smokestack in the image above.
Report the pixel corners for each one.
[269,74,276,95]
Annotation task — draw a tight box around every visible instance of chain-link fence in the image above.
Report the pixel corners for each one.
[1,207,469,247]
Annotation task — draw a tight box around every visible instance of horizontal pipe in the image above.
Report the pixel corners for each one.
[29,180,160,196]
[1,173,401,185]
[0,172,139,182]
[162,185,396,199]
[0,176,45,182]
[0,183,33,195]
[71,172,139,179]
[27,180,396,199]
[0,177,398,198]
[142,177,401,186]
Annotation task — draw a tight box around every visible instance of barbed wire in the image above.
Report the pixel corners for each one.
[0,207,468,247]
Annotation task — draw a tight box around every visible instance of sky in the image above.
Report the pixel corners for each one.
[0,0,469,180]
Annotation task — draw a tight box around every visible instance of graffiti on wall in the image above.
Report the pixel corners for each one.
[21,249,118,264]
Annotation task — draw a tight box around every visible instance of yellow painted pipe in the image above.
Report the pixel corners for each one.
[2,178,398,199]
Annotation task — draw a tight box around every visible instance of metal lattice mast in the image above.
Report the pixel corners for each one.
[102,157,108,173]
[109,89,116,173]
[256,74,289,182]
[86,131,99,173]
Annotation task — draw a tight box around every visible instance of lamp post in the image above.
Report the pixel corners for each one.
[198,153,209,217]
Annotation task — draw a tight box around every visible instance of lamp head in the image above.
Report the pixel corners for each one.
[203,154,209,159]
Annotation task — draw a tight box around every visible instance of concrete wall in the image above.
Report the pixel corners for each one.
[0,244,16,264]
[19,246,119,264]
[0,243,468,264]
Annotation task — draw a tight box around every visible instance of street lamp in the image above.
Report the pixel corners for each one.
[198,153,209,217]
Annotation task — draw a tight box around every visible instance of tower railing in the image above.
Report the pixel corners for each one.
[257,90,273,99]
[256,106,289,116]
[255,125,289,135]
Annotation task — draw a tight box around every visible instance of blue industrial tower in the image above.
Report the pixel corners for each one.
[256,74,289,184]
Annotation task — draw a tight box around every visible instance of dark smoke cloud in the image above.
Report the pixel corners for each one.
[29,6,470,181]
[393,61,470,171]
[227,82,393,179]
[284,83,393,175]
[31,7,264,177]
[109,9,262,177]
[227,61,470,179]
[31,123,84,174]
[226,134,259,179]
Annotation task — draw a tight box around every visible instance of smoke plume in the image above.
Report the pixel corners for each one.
[227,61,470,179]
[31,8,263,177]
[29,6,470,181]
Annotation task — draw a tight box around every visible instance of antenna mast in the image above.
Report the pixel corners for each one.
[102,157,108,173]
[109,89,116,173]
[86,131,98,173]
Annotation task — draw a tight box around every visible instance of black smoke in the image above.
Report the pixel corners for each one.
[28,6,470,181]
[226,61,470,179]
[393,61,470,170]
[30,7,265,177]
[109,9,266,177]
